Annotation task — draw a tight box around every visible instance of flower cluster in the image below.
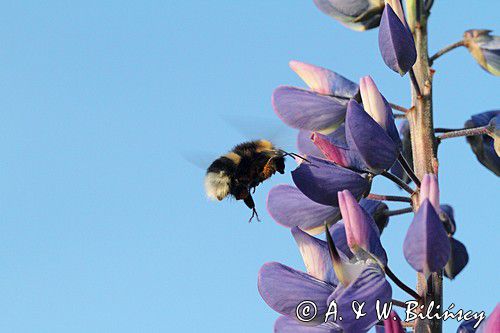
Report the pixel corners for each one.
[256,1,499,332]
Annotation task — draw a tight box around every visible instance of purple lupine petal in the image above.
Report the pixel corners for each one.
[440,204,456,235]
[275,316,341,333]
[359,76,401,146]
[272,86,347,131]
[338,190,388,266]
[345,100,399,173]
[465,111,500,176]
[267,185,341,235]
[329,221,354,259]
[378,3,417,75]
[327,263,392,333]
[313,0,384,31]
[291,156,371,206]
[312,132,361,169]
[360,198,389,234]
[258,262,335,320]
[359,76,389,129]
[419,174,440,210]
[298,125,349,157]
[403,200,451,277]
[383,311,405,333]
[390,120,412,184]
[298,130,325,157]
[444,237,469,280]
[289,60,359,97]
[457,319,479,333]
[292,227,340,286]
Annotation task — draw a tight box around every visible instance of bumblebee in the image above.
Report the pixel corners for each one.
[204,140,304,222]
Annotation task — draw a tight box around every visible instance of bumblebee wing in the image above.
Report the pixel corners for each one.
[220,114,296,152]
[180,150,219,170]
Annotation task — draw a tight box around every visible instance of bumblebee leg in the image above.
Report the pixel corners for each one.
[249,207,261,223]
[261,158,276,180]
[243,194,261,223]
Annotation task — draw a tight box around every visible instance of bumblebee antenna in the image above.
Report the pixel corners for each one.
[249,207,261,223]
[279,150,311,164]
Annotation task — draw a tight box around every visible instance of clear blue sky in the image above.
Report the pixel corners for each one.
[0,1,498,332]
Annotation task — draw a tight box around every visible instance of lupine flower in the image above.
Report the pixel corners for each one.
[445,237,469,280]
[313,0,385,31]
[359,76,401,146]
[267,184,388,235]
[390,120,412,184]
[403,174,450,278]
[338,190,388,266]
[463,30,500,76]
[267,184,342,235]
[465,111,500,176]
[309,78,401,174]
[344,99,400,173]
[439,205,469,279]
[258,227,391,333]
[273,61,358,132]
[327,198,388,260]
[298,125,348,158]
[378,0,417,75]
[291,156,371,206]
[359,198,389,233]
[457,304,500,333]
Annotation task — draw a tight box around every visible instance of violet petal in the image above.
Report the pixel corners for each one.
[258,262,335,320]
[289,60,359,97]
[292,227,340,286]
[326,263,392,333]
[378,4,417,75]
[444,237,469,280]
[338,190,388,266]
[292,156,371,206]
[273,86,347,131]
[403,200,451,276]
[267,185,341,234]
[345,100,399,173]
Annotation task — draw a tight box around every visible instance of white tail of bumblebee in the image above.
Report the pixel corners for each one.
[204,171,231,201]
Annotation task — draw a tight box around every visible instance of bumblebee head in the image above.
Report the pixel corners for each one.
[274,155,285,174]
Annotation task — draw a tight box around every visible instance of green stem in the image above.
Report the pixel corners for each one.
[381,171,415,195]
[384,207,414,217]
[429,41,465,66]
[385,265,421,300]
[367,193,412,203]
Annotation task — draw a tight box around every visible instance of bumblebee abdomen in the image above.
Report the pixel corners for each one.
[205,156,237,201]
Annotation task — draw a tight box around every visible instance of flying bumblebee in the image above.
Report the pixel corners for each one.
[204,139,306,222]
